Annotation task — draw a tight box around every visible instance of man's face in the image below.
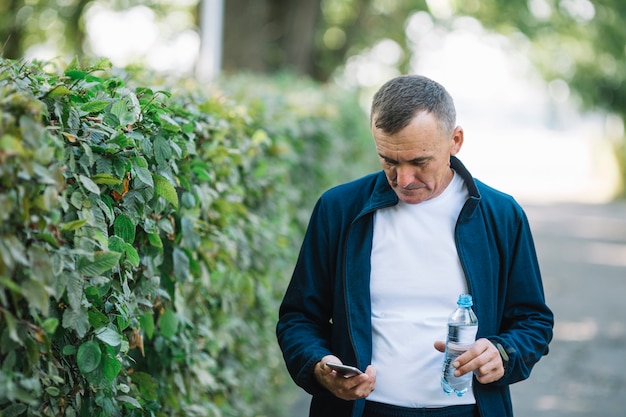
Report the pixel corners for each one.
[372,111,463,204]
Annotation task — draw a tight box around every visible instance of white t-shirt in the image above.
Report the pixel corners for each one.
[368,170,476,407]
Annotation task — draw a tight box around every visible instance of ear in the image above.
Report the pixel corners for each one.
[450,126,464,156]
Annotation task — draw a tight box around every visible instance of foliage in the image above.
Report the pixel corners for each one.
[4,0,626,119]
[0,57,373,416]
[450,0,626,190]
[213,72,378,224]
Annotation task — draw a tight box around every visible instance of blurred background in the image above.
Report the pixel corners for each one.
[2,0,625,203]
[3,1,625,416]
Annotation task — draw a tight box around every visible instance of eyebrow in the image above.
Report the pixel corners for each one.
[378,153,432,164]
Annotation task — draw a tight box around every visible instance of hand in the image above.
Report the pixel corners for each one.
[314,355,376,401]
[434,338,504,384]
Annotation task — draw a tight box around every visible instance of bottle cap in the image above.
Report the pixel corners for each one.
[457,294,473,307]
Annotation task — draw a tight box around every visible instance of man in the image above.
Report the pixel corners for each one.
[276,75,553,417]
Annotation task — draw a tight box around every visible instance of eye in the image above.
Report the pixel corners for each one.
[409,157,431,167]
[381,157,397,166]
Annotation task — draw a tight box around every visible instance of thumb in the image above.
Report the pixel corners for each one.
[320,354,341,374]
[433,341,446,352]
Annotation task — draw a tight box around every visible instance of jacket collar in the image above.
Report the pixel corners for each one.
[356,172,398,219]
[450,156,481,219]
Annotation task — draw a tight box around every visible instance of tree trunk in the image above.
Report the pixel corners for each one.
[270,0,321,75]
[65,0,92,58]
[222,0,322,79]
[0,0,24,59]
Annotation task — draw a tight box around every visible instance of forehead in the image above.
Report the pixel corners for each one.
[372,112,445,155]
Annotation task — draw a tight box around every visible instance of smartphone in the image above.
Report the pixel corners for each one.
[325,362,363,378]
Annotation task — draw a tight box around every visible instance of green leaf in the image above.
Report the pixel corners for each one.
[130,371,158,401]
[108,235,126,253]
[154,135,172,166]
[0,134,26,155]
[77,341,101,374]
[70,190,86,209]
[92,173,122,185]
[133,155,149,168]
[62,307,91,338]
[21,278,49,313]
[77,251,121,276]
[110,100,127,124]
[139,311,154,340]
[172,248,190,282]
[65,69,86,80]
[67,273,83,310]
[153,174,179,209]
[0,276,23,295]
[63,345,77,355]
[147,232,163,249]
[88,309,109,328]
[42,318,59,334]
[81,100,109,113]
[111,98,139,126]
[52,266,68,301]
[124,243,140,267]
[95,327,122,347]
[182,192,196,209]
[117,395,142,409]
[116,306,131,330]
[2,403,28,417]
[158,113,181,133]
[1,308,19,343]
[83,363,106,387]
[92,57,113,71]
[159,309,178,339]
[61,218,88,231]
[102,345,122,383]
[133,166,153,187]
[48,85,72,97]
[113,214,136,244]
[78,174,101,195]
[29,244,54,292]
[1,236,28,266]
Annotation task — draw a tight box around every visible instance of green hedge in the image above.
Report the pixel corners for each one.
[0,58,374,417]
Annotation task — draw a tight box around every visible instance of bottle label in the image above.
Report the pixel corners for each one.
[447,324,478,350]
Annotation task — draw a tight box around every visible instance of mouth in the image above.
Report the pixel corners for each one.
[395,184,423,193]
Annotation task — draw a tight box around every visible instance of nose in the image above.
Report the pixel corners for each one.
[395,166,414,188]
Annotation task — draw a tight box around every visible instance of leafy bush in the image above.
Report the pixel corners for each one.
[0,58,374,417]
[213,73,378,219]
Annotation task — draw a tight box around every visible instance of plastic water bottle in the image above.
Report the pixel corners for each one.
[441,294,478,396]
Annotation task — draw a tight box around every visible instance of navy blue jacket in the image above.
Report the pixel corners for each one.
[277,157,553,417]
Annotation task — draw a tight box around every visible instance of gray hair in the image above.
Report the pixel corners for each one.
[370,75,456,135]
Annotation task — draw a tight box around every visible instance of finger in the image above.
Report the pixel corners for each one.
[453,342,495,375]
[341,365,376,400]
[334,372,374,400]
[461,339,497,363]
[467,341,505,383]
[474,354,504,383]
[320,354,342,375]
[475,363,504,384]
[433,340,446,352]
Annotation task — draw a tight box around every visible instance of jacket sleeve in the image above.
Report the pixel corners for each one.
[488,207,554,386]
[276,196,336,396]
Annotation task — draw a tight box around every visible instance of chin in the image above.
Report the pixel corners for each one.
[397,194,425,204]
[395,188,426,204]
